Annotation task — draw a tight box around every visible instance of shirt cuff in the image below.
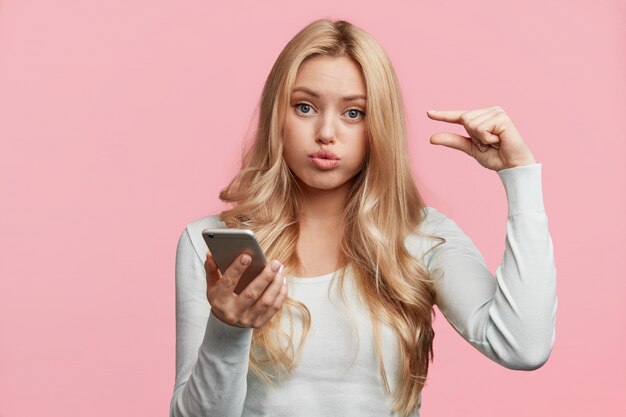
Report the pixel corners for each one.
[497,163,545,217]
[200,312,253,361]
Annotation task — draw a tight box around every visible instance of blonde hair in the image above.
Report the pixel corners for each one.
[219,18,444,417]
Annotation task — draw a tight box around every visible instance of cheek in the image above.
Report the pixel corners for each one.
[282,118,296,154]
[282,117,301,149]
[354,130,368,162]
[281,135,299,171]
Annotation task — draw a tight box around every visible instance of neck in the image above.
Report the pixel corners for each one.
[297,182,351,223]
[293,181,351,277]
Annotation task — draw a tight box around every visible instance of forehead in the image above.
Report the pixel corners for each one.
[292,55,366,98]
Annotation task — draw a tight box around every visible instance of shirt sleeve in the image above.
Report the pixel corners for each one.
[169,227,253,417]
[424,163,558,370]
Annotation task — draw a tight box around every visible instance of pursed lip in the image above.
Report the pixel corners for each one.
[308,150,341,170]
[308,150,340,160]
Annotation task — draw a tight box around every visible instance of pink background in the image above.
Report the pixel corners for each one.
[1,1,624,416]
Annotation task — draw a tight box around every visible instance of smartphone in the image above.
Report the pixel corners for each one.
[201,228,267,295]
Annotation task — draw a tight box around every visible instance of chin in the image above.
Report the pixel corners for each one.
[298,175,355,193]
[301,181,341,191]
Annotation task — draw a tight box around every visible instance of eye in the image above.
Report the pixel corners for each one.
[344,108,365,120]
[295,103,314,115]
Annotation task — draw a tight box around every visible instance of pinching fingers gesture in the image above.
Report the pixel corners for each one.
[427,106,536,171]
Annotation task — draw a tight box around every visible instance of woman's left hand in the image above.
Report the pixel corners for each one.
[426,106,536,171]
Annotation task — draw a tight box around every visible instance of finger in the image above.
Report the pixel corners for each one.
[216,253,252,295]
[477,111,509,149]
[250,265,285,313]
[426,106,498,125]
[426,109,465,124]
[236,260,282,310]
[474,118,501,149]
[467,109,502,149]
[467,108,498,128]
[430,132,478,157]
[204,252,221,288]
[252,280,288,329]
[460,129,488,153]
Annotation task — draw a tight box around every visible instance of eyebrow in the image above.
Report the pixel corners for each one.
[291,86,366,102]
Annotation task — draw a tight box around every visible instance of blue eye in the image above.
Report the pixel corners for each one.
[295,103,313,114]
[345,109,365,120]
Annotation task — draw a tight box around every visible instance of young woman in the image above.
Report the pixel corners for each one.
[170,19,557,417]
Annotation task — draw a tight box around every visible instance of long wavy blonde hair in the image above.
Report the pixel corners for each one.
[219,18,444,417]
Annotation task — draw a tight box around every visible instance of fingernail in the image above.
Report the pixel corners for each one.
[427,110,437,113]
[479,144,487,152]
[241,254,251,265]
[270,260,281,272]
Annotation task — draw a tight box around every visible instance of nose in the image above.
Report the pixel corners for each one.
[315,113,336,145]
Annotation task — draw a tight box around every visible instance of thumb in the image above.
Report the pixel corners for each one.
[430,132,473,156]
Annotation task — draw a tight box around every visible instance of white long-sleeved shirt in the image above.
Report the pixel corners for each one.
[169,163,557,417]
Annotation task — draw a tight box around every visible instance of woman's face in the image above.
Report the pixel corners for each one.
[282,55,367,195]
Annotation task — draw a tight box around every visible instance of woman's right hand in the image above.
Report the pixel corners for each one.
[204,251,288,329]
